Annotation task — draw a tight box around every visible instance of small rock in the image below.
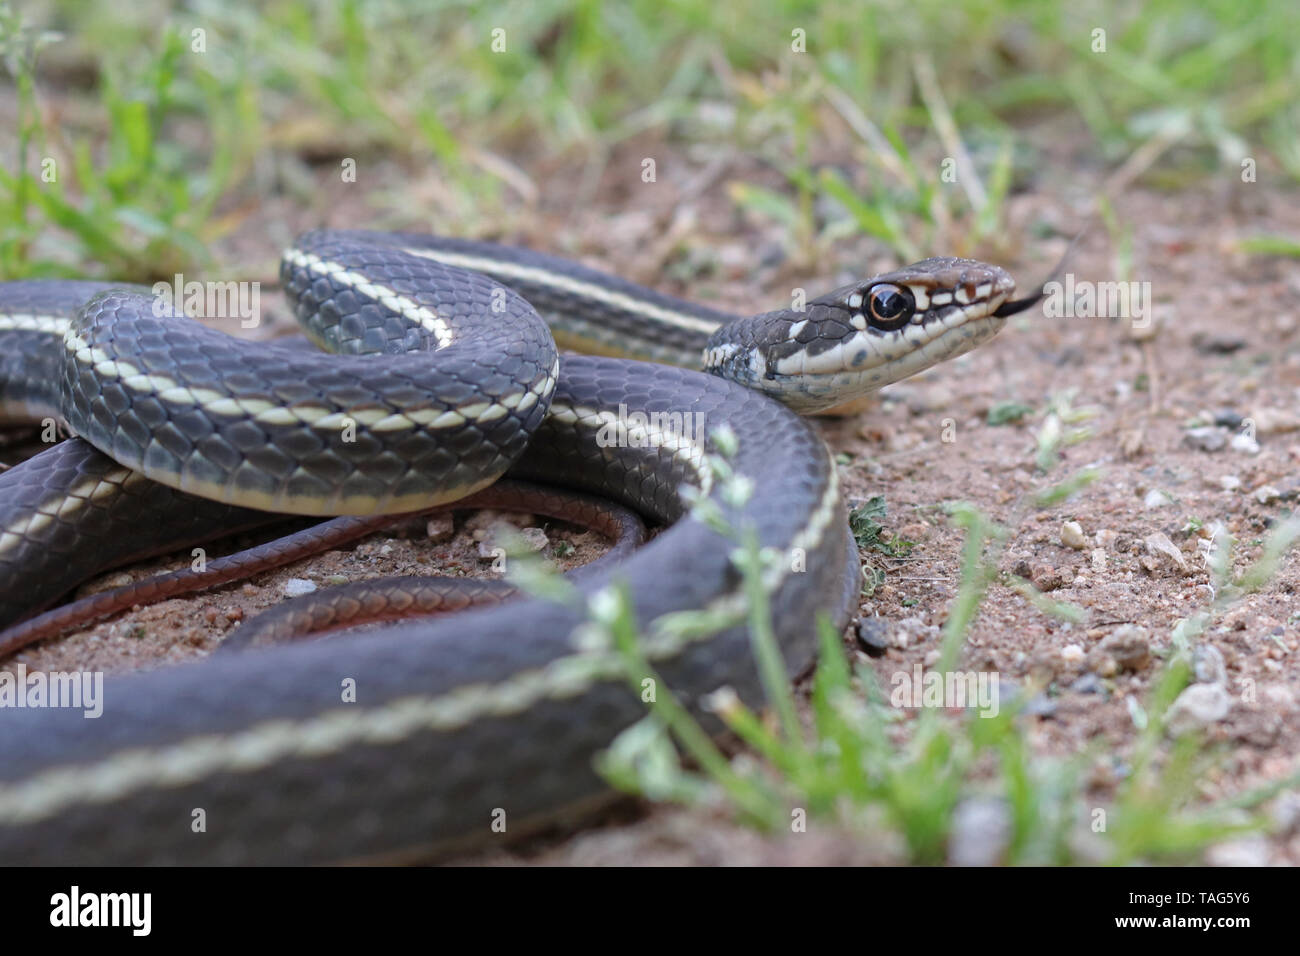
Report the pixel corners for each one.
[893,616,940,649]
[923,649,941,667]
[1218,475,1242,491]
[1182,427,1226,452]
[425,514,455,542]
[283,578,317,597]
[1094,529,1118,548]
[1192,332,1248,354]
[1143,488,1174,509]
[1061,521,1088,550]
[1023,693,1058,718]
[1230,433,1261,455]
[518,527,549,552]
[1250,407,1300,434]
[855,618,890,657]
[1277,475,1300,501]
[948,798,1011,866]
[477,526,548,558]
[1213,409,1245,428]
[1061,644,1084,665]
[1143,531,1187,570]
[1166,683,1233,735]
[1193,644,1228,685]
[465,510,507,532]
[1253,484,1281,504]
[1090,548,1107,572]
[1090,625,1151,674]
[1031,565,1072,591]
[1069,673,1104,695]
[1094,655,1118,678]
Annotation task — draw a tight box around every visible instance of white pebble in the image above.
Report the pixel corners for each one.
[1230,433,1260,455]
[1254,484,1281,504]
[1060,521,1087,550]
[1143,489,1173,509]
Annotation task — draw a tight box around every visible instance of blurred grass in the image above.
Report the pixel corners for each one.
[0,0,1297,277]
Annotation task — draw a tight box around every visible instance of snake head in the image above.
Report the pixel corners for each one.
[703,257,1041,414]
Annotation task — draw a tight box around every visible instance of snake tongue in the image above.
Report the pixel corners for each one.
[992,290,1047,317]
[992,230,1083,318]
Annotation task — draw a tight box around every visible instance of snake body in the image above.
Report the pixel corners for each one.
[0,232,1026,863]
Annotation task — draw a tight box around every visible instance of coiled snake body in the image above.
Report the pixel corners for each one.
[0,231,1031,863]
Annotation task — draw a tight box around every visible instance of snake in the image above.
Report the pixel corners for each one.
[0,230,1037,863]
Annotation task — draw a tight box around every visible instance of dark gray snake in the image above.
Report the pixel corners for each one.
[0,231,1034,863]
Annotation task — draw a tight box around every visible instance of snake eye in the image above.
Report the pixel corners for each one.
[865,283,915,331]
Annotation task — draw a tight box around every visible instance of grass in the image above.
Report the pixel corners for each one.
[524,416,1300,865]
[2,0,1298,278]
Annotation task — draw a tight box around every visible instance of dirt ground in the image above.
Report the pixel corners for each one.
[7,118,1300,865]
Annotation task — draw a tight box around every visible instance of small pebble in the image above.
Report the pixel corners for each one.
[1254,484,1281,504]
[1144,531,1187,570]
[1090,625,1151,674]
[1193,333,1248,354]
[1250,407,1300,434]
[1060,521,1087,550]
[283,578,317,597]
[1218,475,1242,491]
[1166,683,1233,735]
[1182,427,1226,453]
[1061,644,1084,665]
[518,527,549,552]
[1143,488,1173,509]
[1230,433,1261,455]
[1023,693,1058,718]
[426,514,454,542]
[1193,644,1228,685]
[1213,409,1245,428]
[1069,673,1104,695]
[1031,565,1072,591]
[855,618,890,657]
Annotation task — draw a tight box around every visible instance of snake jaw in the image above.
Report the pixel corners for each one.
[703,257,1019,414]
